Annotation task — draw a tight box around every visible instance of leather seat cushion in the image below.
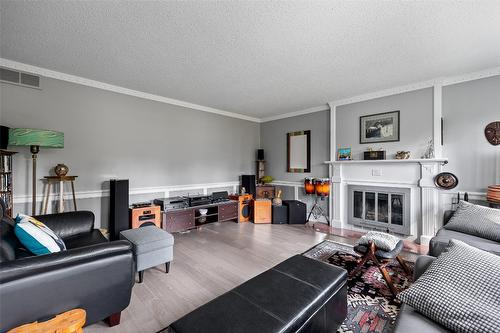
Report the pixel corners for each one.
[170,255,347,333]
[354,240,404,259]
[63,230,108,249]
[120,226,174,255]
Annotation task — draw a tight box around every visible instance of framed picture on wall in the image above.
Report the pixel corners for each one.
[360,110,400,144]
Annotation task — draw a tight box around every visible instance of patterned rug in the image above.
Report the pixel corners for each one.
[303,240,414,333]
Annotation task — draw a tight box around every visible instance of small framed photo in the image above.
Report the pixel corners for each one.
[360,110,400,144]
[337,147,352,160]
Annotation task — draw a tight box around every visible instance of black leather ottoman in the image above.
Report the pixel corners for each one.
[169,255,347,333]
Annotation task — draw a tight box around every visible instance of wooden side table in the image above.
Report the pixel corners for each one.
[43,176,78,214]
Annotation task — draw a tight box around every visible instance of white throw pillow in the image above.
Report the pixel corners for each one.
[356,231,400,251]
[14,214,66,255]
[445,201,500,242]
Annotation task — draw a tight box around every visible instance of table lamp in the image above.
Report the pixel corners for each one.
[8,128,64,215]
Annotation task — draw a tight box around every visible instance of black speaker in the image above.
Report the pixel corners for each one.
[241,175,256,197]
[283,200,306,224]
[109,179,129,241]
[272,205,288,224]
[257,149,264,161]
[0,126,9,149]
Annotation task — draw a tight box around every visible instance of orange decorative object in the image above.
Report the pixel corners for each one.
[253,199,272,224]
[130,205,161,229]
[314,178,330,198]
[487,185,500,203]
[229,194,253,222]
[8,308,86,333]
[304,178,315,195]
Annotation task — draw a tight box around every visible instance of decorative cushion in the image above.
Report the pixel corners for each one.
[398,240,500,333]
[444,201,500,242]
[14,214,66,255]
[356,231,400,252]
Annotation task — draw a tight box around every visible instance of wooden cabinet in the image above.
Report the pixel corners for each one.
[253,199,272,224]
[162,200,238,233]
[163,208,195,233]
[219,202,238,221]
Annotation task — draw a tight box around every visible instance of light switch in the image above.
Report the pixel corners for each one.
[372,169,381,176]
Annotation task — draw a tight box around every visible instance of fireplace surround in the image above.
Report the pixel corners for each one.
[326,158,448,244]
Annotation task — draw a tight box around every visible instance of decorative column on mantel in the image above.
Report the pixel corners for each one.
[418,160,445,244]
[325,158,447,245]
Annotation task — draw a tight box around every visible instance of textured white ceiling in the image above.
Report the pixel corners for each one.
[1,1,500,119]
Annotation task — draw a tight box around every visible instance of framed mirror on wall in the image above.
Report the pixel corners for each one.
[287,130,311,173]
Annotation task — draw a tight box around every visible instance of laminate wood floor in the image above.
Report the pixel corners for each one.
[85,222,329,333]
[85,222,416,333]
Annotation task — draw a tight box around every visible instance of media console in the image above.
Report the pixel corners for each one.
[162,200,239,233]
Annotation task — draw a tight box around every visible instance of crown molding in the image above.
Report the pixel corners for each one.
[260,105,330,123]
[0,58,261,123]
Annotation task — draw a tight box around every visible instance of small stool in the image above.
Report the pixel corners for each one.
[120,226,174,283]
[8,308,86,333]
[350,240,410,297]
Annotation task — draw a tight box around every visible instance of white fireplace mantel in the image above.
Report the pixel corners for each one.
[325,158,448,245]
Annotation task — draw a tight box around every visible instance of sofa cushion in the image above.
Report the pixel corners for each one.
[63,229,108,249]
[429,228,500,257]
[398,240,500,333]
[393,304,450,333]
[444,201,500,242]
[14,214,66,255]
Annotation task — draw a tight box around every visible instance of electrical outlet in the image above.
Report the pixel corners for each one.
[372,169,381,176]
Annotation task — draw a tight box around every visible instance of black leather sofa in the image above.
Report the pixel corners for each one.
[0,201,135,332]
[393,255,449,332]
[429,210,500,256]
[169,255,348,333]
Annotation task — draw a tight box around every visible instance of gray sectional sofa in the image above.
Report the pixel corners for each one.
[429,210,500,256]
[395,207,500,332]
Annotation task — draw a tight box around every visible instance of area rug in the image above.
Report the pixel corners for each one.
[303,240,414,333]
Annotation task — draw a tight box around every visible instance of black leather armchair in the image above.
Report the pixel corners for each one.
[0,201,135,332]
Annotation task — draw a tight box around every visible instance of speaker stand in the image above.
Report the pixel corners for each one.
[307,196,329,223]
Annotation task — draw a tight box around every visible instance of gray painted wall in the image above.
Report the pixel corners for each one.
[260,110,330,182]
[442,75,500,192]
[1,77,260,226]
[336,88,434,160]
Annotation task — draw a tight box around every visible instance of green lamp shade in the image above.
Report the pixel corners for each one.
[8,128,64,148]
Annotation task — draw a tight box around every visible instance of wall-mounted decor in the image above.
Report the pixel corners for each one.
[484,121,500,146]
[360,110,400,144]
[434,172,459,190]
[337,147,352,160]
[287,130,311,173]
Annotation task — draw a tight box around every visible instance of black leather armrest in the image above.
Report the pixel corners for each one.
[414,255,436,280]
[0,240,132,283]
[35,211,95,239]
[0,240,134,331]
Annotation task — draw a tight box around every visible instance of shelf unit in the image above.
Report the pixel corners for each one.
[0,150,17,217]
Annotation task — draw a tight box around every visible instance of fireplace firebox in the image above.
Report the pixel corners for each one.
[348,185,410,235]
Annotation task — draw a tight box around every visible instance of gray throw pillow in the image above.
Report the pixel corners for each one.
[398,240,500,333]
[356,231,400,252]
[444,201,500,242]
